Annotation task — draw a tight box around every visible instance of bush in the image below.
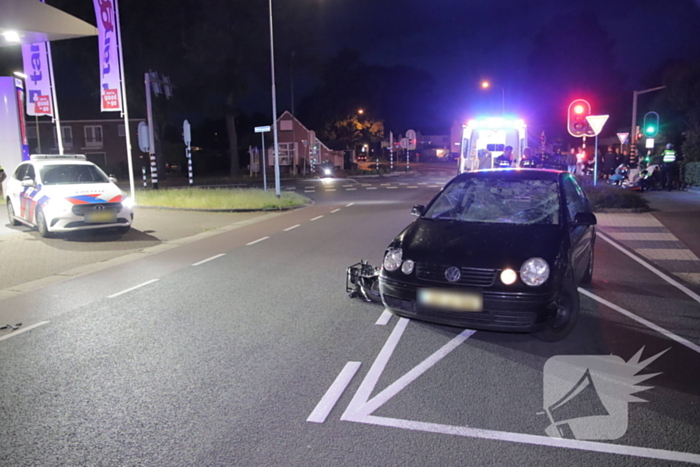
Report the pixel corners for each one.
[683,161,700,187]
[583,185,650,211]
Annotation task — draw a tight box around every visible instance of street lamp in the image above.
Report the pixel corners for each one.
[480,81,505,115]
[268,0,281,198]
[358,109,364,115]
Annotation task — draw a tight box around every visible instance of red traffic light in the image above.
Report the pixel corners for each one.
[567,99,594,137]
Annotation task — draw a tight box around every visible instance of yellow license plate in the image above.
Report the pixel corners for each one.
[418,289,483,312]
[85,210,117,223]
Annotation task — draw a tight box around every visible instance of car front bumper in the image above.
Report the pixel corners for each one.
[44,207,133,232]
[379,276,558,332]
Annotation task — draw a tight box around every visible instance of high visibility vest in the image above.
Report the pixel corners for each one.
[663,150,676,163]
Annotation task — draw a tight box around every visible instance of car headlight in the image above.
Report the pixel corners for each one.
[324,168,332,175]
[500,268,517,285]
[401,259,414,275]
[122,196,135,209]
[44,198,72,214]
[383,248,403,272]
[520,258,550,286]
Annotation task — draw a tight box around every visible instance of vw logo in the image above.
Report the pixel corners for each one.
[94,205,105,210]
[445,266,461,282]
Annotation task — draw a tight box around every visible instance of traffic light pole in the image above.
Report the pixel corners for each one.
[630,86,666,155]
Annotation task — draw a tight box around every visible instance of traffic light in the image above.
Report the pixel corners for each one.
[567,99,593,137]
[643,112,659,137]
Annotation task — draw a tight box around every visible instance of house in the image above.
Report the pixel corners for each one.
[269,111,343,174]
[26,118,144,178]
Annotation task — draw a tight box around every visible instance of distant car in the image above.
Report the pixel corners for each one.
[356,154,367,162]
[379,169,596,341]
[319,163,335,178]
[5,155,134,237]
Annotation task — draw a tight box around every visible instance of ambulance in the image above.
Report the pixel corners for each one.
[458,118,528,173]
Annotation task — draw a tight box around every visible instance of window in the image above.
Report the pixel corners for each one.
[84,125,103,148]
[13,164,28,181]
[280,120,293,131]
[40,164,109,185]
[54,126,73,149]
[562,176,587,222]
[269,143,295,166]
[26,165,36,181]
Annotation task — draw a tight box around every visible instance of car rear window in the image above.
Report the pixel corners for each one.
[424,177,561,225]
[40,164,110,185]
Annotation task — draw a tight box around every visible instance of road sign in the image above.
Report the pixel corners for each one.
[646,138,655,149]
[255,125,271,133]
[617,132,629,145]
[406,129,417,150]
[137,121,150,152]
[183,120,191,145]
[400,138,409,149]
[585,115,609,136]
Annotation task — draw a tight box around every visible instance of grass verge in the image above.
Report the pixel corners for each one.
[583,184,650,211]
[135,188,310,210]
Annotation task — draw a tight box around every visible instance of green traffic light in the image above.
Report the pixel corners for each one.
[646,126,655,134]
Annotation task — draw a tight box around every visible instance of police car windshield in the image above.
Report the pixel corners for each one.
[40,164,110,185]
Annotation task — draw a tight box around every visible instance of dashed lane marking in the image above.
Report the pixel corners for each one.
[246,236,269,246]
[0,321,50,342]
[331,209,341,213]
[311,215,324,221]
[192,253,225,266]
[284,224,301,232]
[108,279,160,299]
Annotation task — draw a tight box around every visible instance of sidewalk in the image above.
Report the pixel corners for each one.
[595,190,700,287]
[0,207,276,300]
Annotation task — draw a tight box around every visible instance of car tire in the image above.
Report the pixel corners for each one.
[7,200,20,226]
[534,277,580,342]
[581,247,594,284]
[35,207,52,238]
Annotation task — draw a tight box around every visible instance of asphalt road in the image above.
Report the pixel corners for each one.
[1,177,699,466]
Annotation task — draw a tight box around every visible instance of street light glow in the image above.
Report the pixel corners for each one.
[358,109,364,115]
[481,81,490,89]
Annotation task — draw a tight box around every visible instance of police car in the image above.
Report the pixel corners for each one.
[5,155,134,237]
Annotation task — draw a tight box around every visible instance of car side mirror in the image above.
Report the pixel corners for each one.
[411,205,425,217]
[108,175,118,184]
[21,177,35,187]
[572,212,597,226]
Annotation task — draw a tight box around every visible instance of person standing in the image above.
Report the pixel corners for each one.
[566,148,577,174]
[661,143,678,191]
[603,146,617,180]
[625,149,640,183]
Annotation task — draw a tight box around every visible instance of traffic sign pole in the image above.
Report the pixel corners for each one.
[255,125,271,191]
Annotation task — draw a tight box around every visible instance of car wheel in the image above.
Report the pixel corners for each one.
[35,207,52,238]
[6,200,20,226]
[534,277,580,342]
[581,247,594,284]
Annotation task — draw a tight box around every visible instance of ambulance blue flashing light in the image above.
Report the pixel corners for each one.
[466,118,526,129]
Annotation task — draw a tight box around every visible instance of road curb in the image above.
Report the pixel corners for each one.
[136,202,312,213]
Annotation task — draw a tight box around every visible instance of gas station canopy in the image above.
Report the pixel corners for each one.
[0,0,97,46]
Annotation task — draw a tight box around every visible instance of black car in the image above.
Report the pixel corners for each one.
[379,169,596,341]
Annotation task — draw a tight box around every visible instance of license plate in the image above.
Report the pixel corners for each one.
[418,289,483,312]
[84,210,117,224]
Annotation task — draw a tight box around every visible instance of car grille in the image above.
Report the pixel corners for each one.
[71,203,122,216]
[415,263,497,287]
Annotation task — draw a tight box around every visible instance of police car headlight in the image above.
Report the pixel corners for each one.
[520,258,550,286]
[122,196,135,209]
[383,248,403,272]
[324,168,332,176]
[45,198,72,214]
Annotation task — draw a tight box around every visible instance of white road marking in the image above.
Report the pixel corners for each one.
[341,318,409,420]
[331,209,341,213]
[386,186,398,190]
[192,253,225,266]
[346,203,355,207]
[418,182,428,185]
[598,232,700,304]
[366,187,377,190]
[375,309,393,325]
[578,288,700,355]
[305,190,315,193]
[305,187,315,189]
[351,415,700,464]
[108,279,160,299]
[380,183,391,186]
[346,188,357,191]
[343,185,354,187]
[407,186,418,189]
[311,215,324,221]
[0,321,50,342]
[246,236,269,246]
[636,248,699,261]
[609,232,678,241]
[428,185,441,188]
[284,224,301,231]
[325,189,336,192]
[306,362,362,423]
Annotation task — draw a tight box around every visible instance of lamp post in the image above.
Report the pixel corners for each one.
[481,81,505,115]
[268,0,281,198]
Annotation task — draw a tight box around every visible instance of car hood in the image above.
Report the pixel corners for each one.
[37,183,125,204]
[395,219,565,270]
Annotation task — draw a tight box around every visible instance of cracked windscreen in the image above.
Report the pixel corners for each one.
[423,177,561,225]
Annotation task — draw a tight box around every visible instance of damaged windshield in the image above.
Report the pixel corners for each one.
[423,177,561,225]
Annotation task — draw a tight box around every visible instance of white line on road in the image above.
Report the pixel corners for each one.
[346,188,357,191]
[346,203,355,207]
[578,288,700,355]
[284,224,301,231]
[311,215,324,221]
[598,232,700,305]
[386,186,398,189]
[108,279,160,299]
[366,187,377,190]
[307,361,362,423]
[0,321,50,342]
[246,236,269,246]
[375,309,393,325]
[192,253,225,267]
[331,209,341,213]
[407,186,418,189]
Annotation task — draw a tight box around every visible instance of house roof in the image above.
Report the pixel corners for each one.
[276,111,334,152]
